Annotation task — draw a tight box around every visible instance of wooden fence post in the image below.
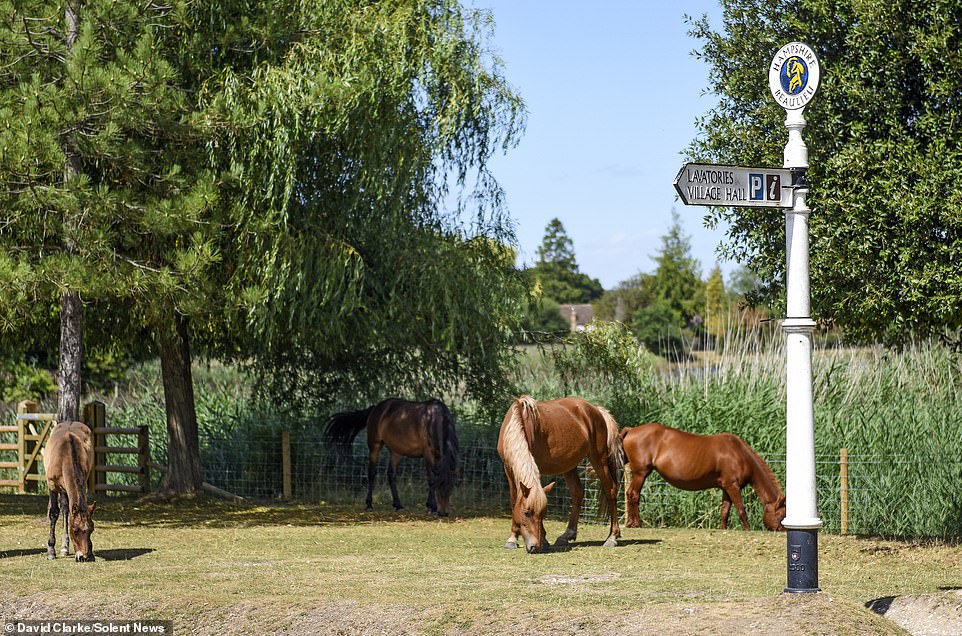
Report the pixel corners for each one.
[17,400,38,493]
[622,463,633,525]
[282,431,292,500]
[138,425,150,493]
[840,448,849,535]
[83,401,106,495]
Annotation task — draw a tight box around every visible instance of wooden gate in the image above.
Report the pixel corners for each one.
[0,400,150,494]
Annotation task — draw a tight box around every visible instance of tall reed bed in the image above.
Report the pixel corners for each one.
[521,321,962,538]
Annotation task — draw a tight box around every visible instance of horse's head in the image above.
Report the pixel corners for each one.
[763,496,786,531]
[69,502,96,562]
[513,481,555,553]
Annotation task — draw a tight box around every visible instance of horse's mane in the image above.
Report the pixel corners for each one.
[501,396,545,506]
[736,437,784,503]
[66,432,91,510]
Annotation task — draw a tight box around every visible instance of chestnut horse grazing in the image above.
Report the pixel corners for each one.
[324,398,459,516]
[622,423,785,531]
[498,396,624,553]
[43,421,97,561]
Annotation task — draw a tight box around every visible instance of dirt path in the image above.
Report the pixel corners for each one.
[1,591,934,635]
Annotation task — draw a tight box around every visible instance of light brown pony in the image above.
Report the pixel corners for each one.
[498,396,624,553]
[622,423,785,531]
[324,398,459,516]
[43,421,97,561]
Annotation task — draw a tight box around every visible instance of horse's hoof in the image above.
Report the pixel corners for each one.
[603,537,618,548]
[365,506,374,512]
[504,540,518,549]
[394,507,405,514]
[47,552,56,561]
[60,549,69,557]
[626,521,640,528]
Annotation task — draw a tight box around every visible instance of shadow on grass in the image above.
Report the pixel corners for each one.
[0,547,153,560]
[0,494,507,529]
[548,538,662,553]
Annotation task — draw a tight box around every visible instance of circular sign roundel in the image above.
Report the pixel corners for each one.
[768,42,820,110]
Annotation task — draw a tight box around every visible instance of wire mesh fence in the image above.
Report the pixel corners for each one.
[190,432,962,538]
[4,421,959,538]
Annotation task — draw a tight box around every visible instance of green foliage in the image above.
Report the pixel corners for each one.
[0,359,56,403]
[631,300,688,359]
[520,295,569,341]
[594,272,657,322]
[550,321,658,423]
[610,212,704,359]
[688,0,962,344]
[528,218,603,304]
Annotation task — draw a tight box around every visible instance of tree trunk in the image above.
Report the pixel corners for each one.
[56,292,83,423]
[157,315,203,494]
[56,2,83,425]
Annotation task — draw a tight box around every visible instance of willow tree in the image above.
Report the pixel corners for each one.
[203,1,527,412]
[688,0,962,344]
[1,1,525,492]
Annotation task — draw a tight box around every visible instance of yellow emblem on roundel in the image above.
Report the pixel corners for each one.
[786,57,805,93]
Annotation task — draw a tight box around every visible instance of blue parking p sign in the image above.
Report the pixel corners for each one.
[749,173,765,201]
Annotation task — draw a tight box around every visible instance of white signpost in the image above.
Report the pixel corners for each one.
[673,41,823,594]
[769,41,822,594]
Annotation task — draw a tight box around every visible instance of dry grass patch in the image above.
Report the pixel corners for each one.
[1,495,957,634]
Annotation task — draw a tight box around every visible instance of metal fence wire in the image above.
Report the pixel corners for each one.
[191,433,962,538]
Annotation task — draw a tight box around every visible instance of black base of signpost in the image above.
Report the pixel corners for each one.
[785,529,820,593]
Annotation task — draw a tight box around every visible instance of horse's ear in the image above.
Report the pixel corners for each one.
[542,481,556,495]
[518,481,531,500]
[88,502,96,517]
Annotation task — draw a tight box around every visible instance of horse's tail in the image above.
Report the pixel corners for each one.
[595,405,624,519]
[427,400,459,496]
[323,407,373,461]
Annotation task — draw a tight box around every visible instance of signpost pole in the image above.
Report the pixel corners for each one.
[771,42,822,594]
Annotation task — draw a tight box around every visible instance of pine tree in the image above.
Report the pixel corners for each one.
[532,218,603,303]
[651,211,702,324]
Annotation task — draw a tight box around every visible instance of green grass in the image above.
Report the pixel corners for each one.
[1,495,956,634]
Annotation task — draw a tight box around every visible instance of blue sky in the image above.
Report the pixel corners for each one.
[467,1,729,290]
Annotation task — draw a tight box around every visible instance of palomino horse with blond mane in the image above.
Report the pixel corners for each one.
[498,396,624,553]
[44,421,97,561]
[622,423,785,531]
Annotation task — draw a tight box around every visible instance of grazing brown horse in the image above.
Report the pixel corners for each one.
[43,421,97,561]
[498,396,624,553]
[622,423,785,531]
[324,398,459,516]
